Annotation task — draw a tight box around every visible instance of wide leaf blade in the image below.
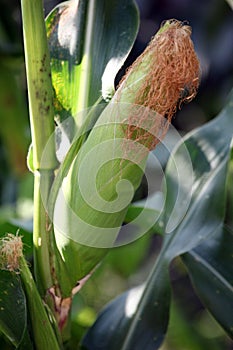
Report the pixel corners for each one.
[82,259,171,350]
[0,270,27,347]
[182,225,233,338]
[162,92,233,258]
[46,0,139,120]
[81,285,144,350]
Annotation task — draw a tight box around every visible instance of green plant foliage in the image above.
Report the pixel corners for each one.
[81,284,144,350]
[46,0,139,121]
[81,91,233,350]
[183,226,233,338]
[0,271,27,347]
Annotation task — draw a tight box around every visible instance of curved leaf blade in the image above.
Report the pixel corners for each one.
[46,0,139,119]
[82,259,171,350]
[81,285,144,350]
[162,93,233,258]
[182,225,233,338]
[0,271,27,347]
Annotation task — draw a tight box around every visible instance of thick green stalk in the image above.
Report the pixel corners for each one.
[33,171,54,293]
[20,0,58,293]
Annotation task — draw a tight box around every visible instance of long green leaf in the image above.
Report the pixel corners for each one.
[182,225,233,338]
[162,109,233,256]
[82,260,171,350]
[81,285,144,350]
[46,0,139,121]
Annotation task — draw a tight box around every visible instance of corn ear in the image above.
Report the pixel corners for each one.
[52,20,200,293]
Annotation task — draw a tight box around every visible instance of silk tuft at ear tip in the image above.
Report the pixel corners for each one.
[116,19,200,150]
[119,19,200,119]
[0,233,23,272]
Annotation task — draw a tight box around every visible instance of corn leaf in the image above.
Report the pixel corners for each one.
[182,225,233,338]
[46,0,139,122]
[0,271,27,347]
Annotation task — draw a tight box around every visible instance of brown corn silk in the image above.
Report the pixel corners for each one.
[0,233,23,272]
[118,20,200,151]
